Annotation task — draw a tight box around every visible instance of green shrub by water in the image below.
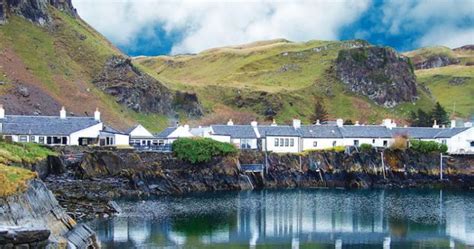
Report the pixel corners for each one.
[359,143,373,153]
[409,140,448,153]
[172,138,238,164]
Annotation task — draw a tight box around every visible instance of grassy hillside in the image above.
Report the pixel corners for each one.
[135,40,437,125]
[405,46,474,118]
[0,141,56,197]
[0,9,169,132]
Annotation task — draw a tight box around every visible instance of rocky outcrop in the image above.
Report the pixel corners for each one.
[93,56,203,117]
[224,89,283,119]
[43,148,474,221]
[1,0,76,25]
[413,55,459,70]
[335,46,418,107]
[0,179,99,248]
[0,227,50,248]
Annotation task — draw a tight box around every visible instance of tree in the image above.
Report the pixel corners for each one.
[431,102,449,126]
[344,119,354,125]
[410,109,431,127]
[310,100,328,124]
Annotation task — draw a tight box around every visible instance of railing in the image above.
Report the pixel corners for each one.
[241,164,264,173]
[132,144,172,152]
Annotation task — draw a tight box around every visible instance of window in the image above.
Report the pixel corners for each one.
[62,137,67,145]
[275,138,279,147]
[280,138,284,147]
[383,140,388,147]
[290,138,294,147]
[285,138,289,147]
[241,139,251,149]
[372,139,376,144]
[354,140,359,146]
[19,135,28,142]
[39,137,45,144]
[332,141,337,146]
[30,136,35,143]
[313,141,318,147]
[471,141,474,147]
[442,140,447,145]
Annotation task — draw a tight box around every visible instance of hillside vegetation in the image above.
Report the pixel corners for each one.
[0,141,56,196]
[405,46,474,117]
[0,6,170,132]
[135,39,439,125]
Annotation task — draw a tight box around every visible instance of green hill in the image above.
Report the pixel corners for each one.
[404,46,474,117]
[135,39,440,125]
[0,2,185,132]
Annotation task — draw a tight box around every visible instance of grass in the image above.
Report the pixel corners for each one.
[416,65,474,117]
[0,165,37,197]
[0,141,56,197]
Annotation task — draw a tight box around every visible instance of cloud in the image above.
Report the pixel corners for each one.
[379,0,474,48]
[72,0,371,54]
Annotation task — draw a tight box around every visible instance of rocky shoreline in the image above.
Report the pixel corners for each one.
[37,147,474,221]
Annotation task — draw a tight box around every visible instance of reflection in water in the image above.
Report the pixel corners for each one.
[88,189,474,248]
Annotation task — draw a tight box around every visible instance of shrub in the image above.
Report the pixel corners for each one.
[172,138,238,164]
[332,146,346,153]
[409,140,448,153]
[390,135,408,151]
[359,143,373,153]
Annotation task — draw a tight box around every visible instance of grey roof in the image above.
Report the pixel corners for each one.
[211,125,257,138]
[103,126,125,134]
[155,127,176,138]
[0,115,100,136]
[258,125,300,137]
[299,125,342,138]
[392,127,469,139]
[339,125,393,138]
[124,125,140,134]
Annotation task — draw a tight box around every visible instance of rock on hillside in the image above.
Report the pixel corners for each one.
[93,56,203,116]
[413,55,459,70]
[0,0,76,25]
[335,46,418,107]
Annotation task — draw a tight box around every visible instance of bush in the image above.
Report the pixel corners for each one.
[390,135,408,151]
[410,140,448,153]
[359,143,372,153]
[172,138,238,164]
[332,146,346,153]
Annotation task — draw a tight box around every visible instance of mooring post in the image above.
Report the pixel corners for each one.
[440,153,443,180]
[381,151,386,180]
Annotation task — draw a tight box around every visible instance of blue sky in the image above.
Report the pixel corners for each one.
[73,0,474,56]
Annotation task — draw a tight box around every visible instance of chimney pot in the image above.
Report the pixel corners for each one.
[94,108,101,121]
[227,119,234,126]
[60,106,66,119]
[0,104,4,119]
[251,121,258,127]
[336,119,343,127]
[450,120,456,128]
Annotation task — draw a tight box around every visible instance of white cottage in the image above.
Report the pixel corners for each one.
[155,125,194,145]
[99,126,130,146]
[209,120,259,149]
[126,124,156,147]
[0,105,103,146]
[258,120,301,153]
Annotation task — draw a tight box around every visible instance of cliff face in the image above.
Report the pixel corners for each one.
[335,46,418,107]
[1,0,75,25]
[0,179,98,248]
[414,55,459,70]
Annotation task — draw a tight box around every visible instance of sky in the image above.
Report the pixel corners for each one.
[72,0,474,56]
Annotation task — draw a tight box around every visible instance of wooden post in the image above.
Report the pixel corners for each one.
[381,151,386,180]
[439,153,443,180]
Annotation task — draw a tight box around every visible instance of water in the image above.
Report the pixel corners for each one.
[88,189,474,249]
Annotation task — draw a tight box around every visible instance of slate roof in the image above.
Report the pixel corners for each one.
[100,126,126,135]
[258,125,300,137]
[211,125,257,138]
[0,115,100,135]
[339,125,393,138]
[392,127,469,139]
[299,125,342,138]
[124,125,140,134]
[155,127,176,138]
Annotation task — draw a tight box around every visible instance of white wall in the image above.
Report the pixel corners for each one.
[168,126,194,139]
[129,125,154,138]
[445,128,474,154]
[70,123,103,145]
[340,138,391,147]
[302,138,342,151]
[209,134,231,143]
[114,134,130,146]
[265,136,300,153]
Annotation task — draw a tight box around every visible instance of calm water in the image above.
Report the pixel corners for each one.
[88,189,474,249]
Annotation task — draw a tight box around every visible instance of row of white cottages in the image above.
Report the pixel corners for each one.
[0,106,473,154]
[156,119,474,154]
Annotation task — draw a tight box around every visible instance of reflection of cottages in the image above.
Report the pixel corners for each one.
[445,193,474,246]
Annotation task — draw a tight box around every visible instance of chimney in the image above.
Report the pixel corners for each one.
[60,106,66,119]
[336,119,343,127]
[292,119,301,129]
[315,119,320,125]
[450,120,456,128]
[184,124,190,131]
[0,105,4,119]
[355,121,360,126]
[382,119,392,129]
[432,120,439,128]
[227,119,234,126]
[94,108,101,121]
[271,119,277,126]
[251,121,258,127]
